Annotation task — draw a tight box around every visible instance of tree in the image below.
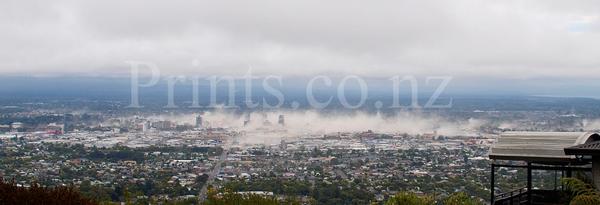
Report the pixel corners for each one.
[443,192,482,205]
[204,188,284,205]
[385,192,434,205]
[562,178,600,205]
[0,179,97,205]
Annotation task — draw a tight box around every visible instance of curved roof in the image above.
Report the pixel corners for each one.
[565,141,600,155]
[489,132,600,162]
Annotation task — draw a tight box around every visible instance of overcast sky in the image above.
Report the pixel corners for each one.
[2,0,600,79]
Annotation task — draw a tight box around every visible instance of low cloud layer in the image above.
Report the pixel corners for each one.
[2,0,600,79]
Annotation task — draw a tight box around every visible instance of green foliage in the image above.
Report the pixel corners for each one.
[561,177,600,205]
[570,195,600,205]
[562,178,598,197]
[0,179,97,205]
[224,179,372,205]
[311,181,373,204]
[224,178,310,196]
[443,192,482,205]
[385,192,434,205]
[79,180,112,202]
[204,188,283,205]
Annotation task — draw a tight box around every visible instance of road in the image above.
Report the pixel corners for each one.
[198,144,229,203]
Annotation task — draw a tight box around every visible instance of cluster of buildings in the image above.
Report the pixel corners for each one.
[213,131,495,202]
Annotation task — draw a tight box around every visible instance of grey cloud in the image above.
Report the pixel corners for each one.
[1,0,600,78]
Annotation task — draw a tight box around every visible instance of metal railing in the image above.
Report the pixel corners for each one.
[494,187,528,205]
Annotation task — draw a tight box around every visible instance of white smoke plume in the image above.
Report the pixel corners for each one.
[113,111,600,145]
[583,119,600,131]
[153,110,485,144]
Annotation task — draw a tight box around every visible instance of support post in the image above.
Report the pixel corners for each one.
[527,162,532,205]
[593,157,600,189]
[561,167,565,191]
[491,163,495,204]
[554,170,557,190]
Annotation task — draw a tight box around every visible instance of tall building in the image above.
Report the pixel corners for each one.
[278,114,285,126]
[262,113,271,126]
[153,121,174,130]
[195,114,203,128]
[243,113,251,126]
[62,114,68,134]
[140,122,148,132]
